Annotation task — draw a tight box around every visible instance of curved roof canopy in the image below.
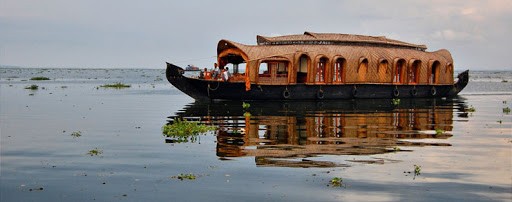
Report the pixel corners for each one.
[216,32,450,65]
[257,32,427,51]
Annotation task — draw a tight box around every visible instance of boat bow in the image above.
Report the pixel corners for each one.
[166,62,184,80]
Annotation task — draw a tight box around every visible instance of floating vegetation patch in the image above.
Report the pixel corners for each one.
[171,173,197,181]
[435,129,444,136]
[162,119,216,143]
[71,131,82,138]
[328,177,345,188]
[87,148,103,156]
[24,84,39,90]
[404,164,422,179]
[30,76,50,80]
[466,105,476,112]
[392,98,400,105]
[414,165,421,176]
[503,107,511,114]
[99,82,131,89]
[242,102,251,110]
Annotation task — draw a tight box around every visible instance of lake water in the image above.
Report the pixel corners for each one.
[1,68,511,201]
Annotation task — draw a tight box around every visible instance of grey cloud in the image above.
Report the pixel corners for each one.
[1,0,511,70]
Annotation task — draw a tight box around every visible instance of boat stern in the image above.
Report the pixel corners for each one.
[447,70,469,96]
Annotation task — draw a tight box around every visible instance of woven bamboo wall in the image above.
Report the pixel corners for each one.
[218,39,455,85]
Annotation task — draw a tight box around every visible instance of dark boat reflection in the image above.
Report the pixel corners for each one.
[166,98,467,168]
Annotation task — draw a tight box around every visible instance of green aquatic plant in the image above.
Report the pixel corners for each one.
[435,129,444,136]
[503,107,510,114]
[242,102,251,110]
[24,84,39,90]
[466,105,476,112]
[87,148,103,156]
[414,165,421,176]
[71,131,82,138]
[172,173,197,180]
[392,98,400,105]
[329,177,344,187]
[162,119,216,143]
[99,82,131,88]
[30,76,50,80]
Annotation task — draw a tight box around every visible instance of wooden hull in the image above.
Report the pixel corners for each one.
[166,63,468,101]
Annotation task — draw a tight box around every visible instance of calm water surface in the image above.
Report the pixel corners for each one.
[1,68,511,201]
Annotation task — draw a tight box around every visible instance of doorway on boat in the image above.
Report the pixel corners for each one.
[297,54,309,83]
[219,53,247,82]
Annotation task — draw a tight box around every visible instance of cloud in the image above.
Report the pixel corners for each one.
[430,29,482,41]
[0,0,511,69]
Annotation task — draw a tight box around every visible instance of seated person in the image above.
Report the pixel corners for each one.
[199,68,206,79]
[204,68,212,79]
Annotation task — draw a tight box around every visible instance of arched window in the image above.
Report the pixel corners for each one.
[430,61,440,84]
[316,57,328,83]
[358,58,368,82]
[333,57,346,83]
[446,63,453,74]
[408,60,421,84]
[378,59,389,83]
[394,59,406,83]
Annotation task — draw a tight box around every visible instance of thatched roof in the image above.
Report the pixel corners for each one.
[217,37,451,65]
[216,32,454,86]
[256,32,427,50]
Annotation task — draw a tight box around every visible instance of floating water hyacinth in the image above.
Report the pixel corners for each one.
[162,119,216,143]
[99,82,131,88]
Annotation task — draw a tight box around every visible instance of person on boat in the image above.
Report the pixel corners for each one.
[226,67,231,78]
[222,67,230,81]
[199,68,205,79]
[204,68,212,79]
[212,63,219,79]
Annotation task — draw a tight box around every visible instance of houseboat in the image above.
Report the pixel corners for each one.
[166,32,469,100]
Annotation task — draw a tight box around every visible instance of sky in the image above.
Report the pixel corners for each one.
[1,0,511,70]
